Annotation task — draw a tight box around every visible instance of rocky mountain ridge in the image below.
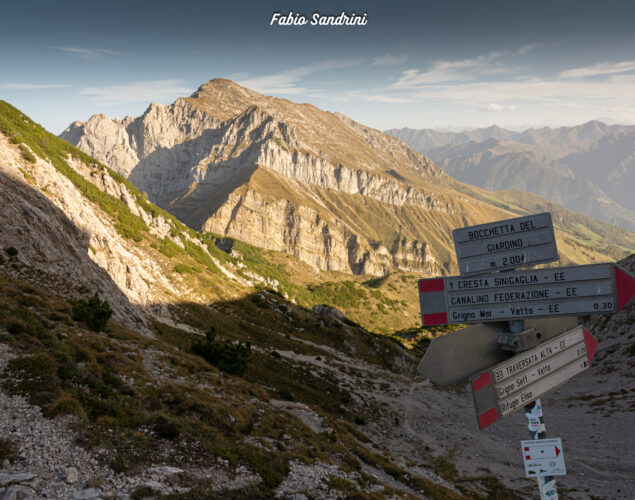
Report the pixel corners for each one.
[387,122,635,230]
[386,121,635,156]
[61,79,635,275]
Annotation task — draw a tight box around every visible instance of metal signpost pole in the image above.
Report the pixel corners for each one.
[525,399,557,499]
[506,319,558,499]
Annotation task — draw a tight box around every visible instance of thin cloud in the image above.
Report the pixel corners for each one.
[389,52,508,88]
[53,46,120,58]
[478,103,518,112]
[559,61,635,79]
[79,80,191,105]
[516,44,541,55]
[379,46,635,119]
[0,83,70,90]
[370,54,407,67]
[409,73,635,102]
[363,94,416,104]
[599,105,635,124]
[236,59,359,95]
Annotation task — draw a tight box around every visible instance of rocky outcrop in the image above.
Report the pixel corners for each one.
[0,134,180,329]
[202,187,442,276]
[60,80,489,275]
[256,141,451,211]
[62,99,219,178]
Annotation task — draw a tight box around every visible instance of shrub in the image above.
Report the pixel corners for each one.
[153,415,180,440]
[277,388,294,401]
[173,263,192,274]
[4,247,18,257]
[71,294,112,331]
[18,144,36,163]
[45,393,85,417]
[0,438,17,463]
[320,430,338,443]
[131,485,160,500]
[190,326,251,376]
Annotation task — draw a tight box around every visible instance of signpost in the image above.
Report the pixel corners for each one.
[418,263,634,326]
[521,438,566,477]
[417,317,579,386]
[453,212,558,275]
[470,326,598,429]
[416,211,635,500]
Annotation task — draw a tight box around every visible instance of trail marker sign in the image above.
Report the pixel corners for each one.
[416,213,632,498]
[418,263,635,326]
[521,438,566,477]
[470,325,598,429]
[417,317,579,386]
[453,212,558,275]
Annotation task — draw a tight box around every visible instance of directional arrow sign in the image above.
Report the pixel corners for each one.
[418,263,635,326]
[521,438,566,477]
[470,325,598,429]
[417,317,579,386]
[453,212,558,276]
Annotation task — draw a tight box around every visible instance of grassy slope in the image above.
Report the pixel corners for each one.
[1,268,511,498]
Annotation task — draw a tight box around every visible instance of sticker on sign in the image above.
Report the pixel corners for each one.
[470,326,598,429]
[418,263,635,326]
[521,438,566,477]
[453,213,558,275]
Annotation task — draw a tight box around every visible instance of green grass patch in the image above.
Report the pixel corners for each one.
[18,144,36,163]
[0,100,152,242]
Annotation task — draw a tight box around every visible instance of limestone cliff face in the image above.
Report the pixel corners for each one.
[60,79,513,275]
[62,99,219,178]
[0,134,171,329]
[202,187,439,276]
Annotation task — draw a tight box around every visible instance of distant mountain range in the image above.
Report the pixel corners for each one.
[386,122,635,231]
[61,80,635,276]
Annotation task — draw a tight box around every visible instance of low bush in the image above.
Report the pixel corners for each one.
[190,326,251,376]
[152,414,180,440]
[159,238,182,258]
[71,294,112,331]
[173,263,192,274]
[45,393,85,417]
[0,438,17,463]
[18,144,36,163]
[277,388,294,401]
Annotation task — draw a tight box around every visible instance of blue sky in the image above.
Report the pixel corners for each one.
[1,0,634,133]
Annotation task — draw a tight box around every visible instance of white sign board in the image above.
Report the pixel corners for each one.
[417,263,635,326]
[416,317,578,386]
[521,438,566,477]
[453,213,558,275]
[470,326,598,428]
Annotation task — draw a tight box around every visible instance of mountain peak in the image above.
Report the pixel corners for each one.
[187,78,270,122]
[193,78,251,98]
